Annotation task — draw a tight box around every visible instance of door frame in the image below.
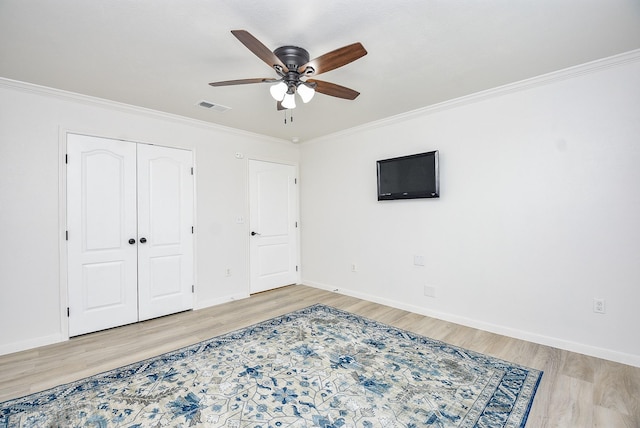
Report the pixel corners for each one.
[58,129,198,340]
[247,158,301,293]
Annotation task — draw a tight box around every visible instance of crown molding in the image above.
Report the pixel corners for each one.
[0,77,291,145]
[305,49,640,144]
[3,48,639,146]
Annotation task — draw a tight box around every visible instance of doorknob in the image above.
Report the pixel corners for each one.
[140,237,147,243]
[251,231,261,236]
[128,238,136,245]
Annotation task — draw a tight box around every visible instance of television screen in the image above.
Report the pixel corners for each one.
[377,150,439,200]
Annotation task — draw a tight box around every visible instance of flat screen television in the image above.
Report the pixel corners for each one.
[377,150,439,200]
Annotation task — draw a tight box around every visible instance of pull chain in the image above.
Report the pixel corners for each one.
[283,109,294,125]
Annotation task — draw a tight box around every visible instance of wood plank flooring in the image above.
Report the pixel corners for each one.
[1,285,639,426]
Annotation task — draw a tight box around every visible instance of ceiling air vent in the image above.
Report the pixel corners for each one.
[196,100,231,112]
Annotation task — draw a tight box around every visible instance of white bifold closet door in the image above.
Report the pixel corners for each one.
[67,134,194,336]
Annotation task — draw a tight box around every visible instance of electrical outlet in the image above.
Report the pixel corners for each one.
[424,285,436,297]
[225,268,232,277]
[351,263,357,272]
[413,255,426,266]
[593,298,605,314]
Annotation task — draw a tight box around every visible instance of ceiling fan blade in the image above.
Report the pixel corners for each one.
[209,78,277,87]
[299,42,367,76]
[277,101,286,111]
[307,79,360,100]
[231,30,289,72]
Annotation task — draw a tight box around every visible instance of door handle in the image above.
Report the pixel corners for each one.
[128,238,136,245]
[140,237,147,243]
[251,231,261,236]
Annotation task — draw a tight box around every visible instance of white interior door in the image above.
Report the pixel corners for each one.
[137,144,194,321]
[249,160,298,293]
[67,134,138,336]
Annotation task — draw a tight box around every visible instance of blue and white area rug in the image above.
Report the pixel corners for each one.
[1,304,542,427]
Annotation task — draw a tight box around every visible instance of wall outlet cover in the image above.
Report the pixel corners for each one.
[424,285,436,297]
[593,298,606,314]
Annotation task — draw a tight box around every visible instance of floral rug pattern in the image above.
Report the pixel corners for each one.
[0,304,541,427]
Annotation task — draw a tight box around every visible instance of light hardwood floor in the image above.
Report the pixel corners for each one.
[1,285,639,427]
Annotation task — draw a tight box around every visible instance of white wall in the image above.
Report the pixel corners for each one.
[2,52,639,367]
[300,53,640,366]
[0,80,299,354]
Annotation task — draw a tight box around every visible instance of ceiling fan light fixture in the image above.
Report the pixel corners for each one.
[297,82,315,103]
[209,31,367,117]
[269,81,287,101]
[282,92,296,109]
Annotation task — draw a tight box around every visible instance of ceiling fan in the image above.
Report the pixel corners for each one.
[209,30,367,110]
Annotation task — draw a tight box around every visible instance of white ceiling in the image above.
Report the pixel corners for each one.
[1,0,639,143]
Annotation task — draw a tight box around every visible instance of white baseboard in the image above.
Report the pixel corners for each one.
[303,280,640,368]
[0,333,67,357]
[0,296,250,356]
[194,292,250,310]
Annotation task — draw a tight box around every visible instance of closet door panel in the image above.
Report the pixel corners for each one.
[67,134,138,336]
[137,144,194,321]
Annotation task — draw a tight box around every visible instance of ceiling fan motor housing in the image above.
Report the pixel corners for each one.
[274,46,310,72]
